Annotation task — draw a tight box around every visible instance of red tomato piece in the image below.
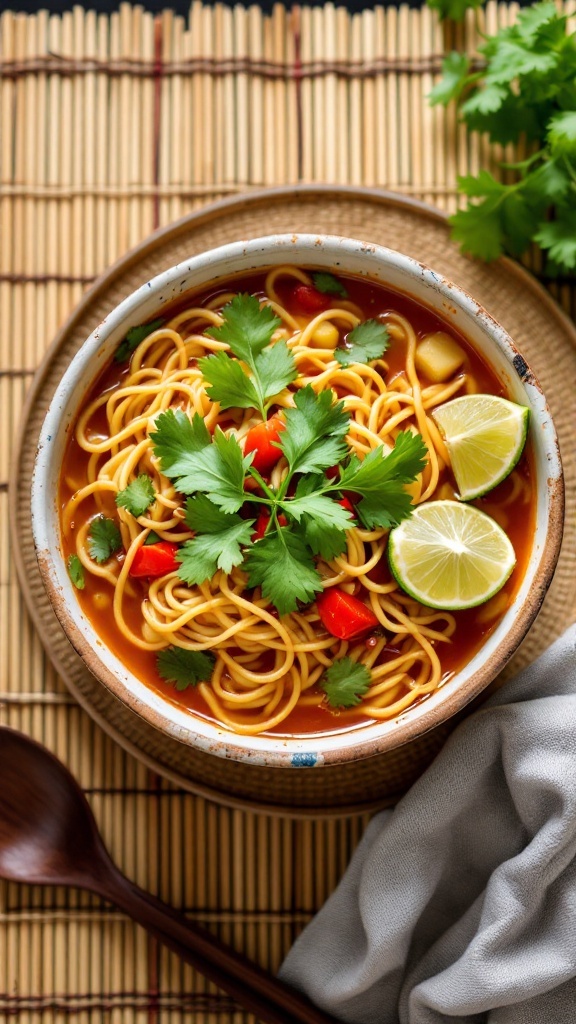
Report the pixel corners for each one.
[129,541,179,578]
[244,415,285,475]
[293,284,331,315]
[252,510,287,541]
[316,588,379,641]
[338,496,356,518]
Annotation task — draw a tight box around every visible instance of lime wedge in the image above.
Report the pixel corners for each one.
[431,394,529,500]
[388,500,516,610]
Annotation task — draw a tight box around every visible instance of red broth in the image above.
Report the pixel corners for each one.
[59,270,536,736]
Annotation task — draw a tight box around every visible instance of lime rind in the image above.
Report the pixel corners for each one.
[388,499,516,611]
[431,395,529,501]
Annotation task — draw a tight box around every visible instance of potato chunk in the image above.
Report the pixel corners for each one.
[415,331,465,382]
[311,321,339,349]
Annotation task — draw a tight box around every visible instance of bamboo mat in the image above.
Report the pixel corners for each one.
[1,2,575,1021]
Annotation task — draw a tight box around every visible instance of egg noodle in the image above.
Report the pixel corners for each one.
[61,266,513,735]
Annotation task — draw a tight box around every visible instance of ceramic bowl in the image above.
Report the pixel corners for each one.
[31,234,564,767]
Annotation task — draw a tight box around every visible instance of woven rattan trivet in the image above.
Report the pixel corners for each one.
[12,185,576,815]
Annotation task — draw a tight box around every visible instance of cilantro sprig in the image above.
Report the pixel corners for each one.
[88,516,123,564]
[336,320,389,367]
[321,657,372,709]
[200,294,297,419]
[115,318,164,363]
[116,474,156,517]
[429,2,576,273]
[312,272,348,297]
[67,554,85,590]
[156,647,216,691]
[150,384,427,615]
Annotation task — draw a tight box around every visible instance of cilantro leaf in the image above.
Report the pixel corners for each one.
[429,52,471,107]
[280,492,352,530]
[151,414,248,512]
[67,553,85,590]
[426,0,482,20]
[302,520,348,561]
[207,294,281,363]
[337,320,390,367]
[169,428,250,512]
[150,409,211,477]
[202,295,296,417]
[144,530,162,545]
[199,351,261,410]
[535,213,576,270]
[253,340,298,401]
[336,432,428,529]
[115,318,164,363]
[279,386,350,476]
[449,201,506,262]
[321,657,372,709]
[176,495,255,582]
[116,474,156,517]
[547,111,576,159]
[88,515,122,563]
[156,647,215,691]
[244,529,323,615]
[311,272,348,297]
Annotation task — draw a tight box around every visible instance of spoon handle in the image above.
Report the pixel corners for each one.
[97,864,337,1024]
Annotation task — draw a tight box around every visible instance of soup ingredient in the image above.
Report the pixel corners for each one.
[67,554,85,590]
[129,541,179,578]
[337,320,389,367]
[151,386,427,614]
[432,394,529,500]
[293,284,331,314]
[115,318,164,363]
[415,332,465,383]
[389,500,516,610]
[243,415,285,474]
[311,321,340,349]
[116,474,156,517]
[156,647,216,691]
[311,272,348,297]
[201,294,297,419]
[321,656,372,708]
[177,498,255,583]
[429,2,576,272]
[316,588,380,640]
[88,516,122,564]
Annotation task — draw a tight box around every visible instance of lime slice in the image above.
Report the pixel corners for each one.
[388,500,516,610]
[431,394,529,500]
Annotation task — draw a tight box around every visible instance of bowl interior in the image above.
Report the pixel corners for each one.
[31,234,564,766]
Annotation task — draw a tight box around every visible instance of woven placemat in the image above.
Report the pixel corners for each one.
[2,3,575,1021]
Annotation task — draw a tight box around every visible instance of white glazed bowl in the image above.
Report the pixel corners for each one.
[31,235,564,767]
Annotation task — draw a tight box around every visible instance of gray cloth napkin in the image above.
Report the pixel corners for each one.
[280,624,576,1024]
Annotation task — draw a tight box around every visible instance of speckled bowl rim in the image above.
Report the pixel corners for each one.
[31,233,564,768]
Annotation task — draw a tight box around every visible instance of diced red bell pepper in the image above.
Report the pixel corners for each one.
[316,587,379,640]
[338,496,356,518]
[129,541,179,578]
[293,284,331,315]
[244,415,285,475]
[252,510,287,541]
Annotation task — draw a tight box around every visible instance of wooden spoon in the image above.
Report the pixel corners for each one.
[0,726,337,1024]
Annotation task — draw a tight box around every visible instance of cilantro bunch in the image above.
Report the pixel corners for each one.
[148,294,428,616]
[429,2,576,273]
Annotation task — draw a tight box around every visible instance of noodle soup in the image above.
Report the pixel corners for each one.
[58,266,536,738]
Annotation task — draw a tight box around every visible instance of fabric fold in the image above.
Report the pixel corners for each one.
[280,625,576,1024]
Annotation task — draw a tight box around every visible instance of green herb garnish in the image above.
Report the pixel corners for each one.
[115,318,164,363]
[116,474,156,517]
[88,515,123,564]
[156,647,216,691]
[150,383,427,615]
[429,1,576,273]
[336,320,390,367]
[321,657,372,709]
[67,554,85,590]
[199,294,297,419]
[312,272,348,297]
